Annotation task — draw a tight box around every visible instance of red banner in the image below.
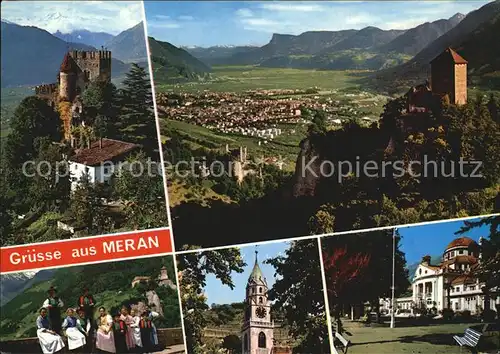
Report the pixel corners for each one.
[0,228,172,274]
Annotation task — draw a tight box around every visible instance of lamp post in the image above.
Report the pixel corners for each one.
[390,228,396,329]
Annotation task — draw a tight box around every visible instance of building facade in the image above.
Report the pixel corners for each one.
[68,138,140,190]
[241,251,274,354]
[393,237,499,315]
[430,47,468,106]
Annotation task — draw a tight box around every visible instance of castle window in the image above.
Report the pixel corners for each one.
[252,288,255,294]
[243,333,248,351]
[259,297,263,304]
[459,250,463,255]
[258,332,266,348]
[259,287,262,293]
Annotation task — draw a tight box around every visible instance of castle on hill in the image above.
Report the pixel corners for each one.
[35,50,112,141]
[406,47,468,114]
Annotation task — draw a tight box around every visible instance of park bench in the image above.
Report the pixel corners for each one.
[332,331,350,354]
[453,327,482,352]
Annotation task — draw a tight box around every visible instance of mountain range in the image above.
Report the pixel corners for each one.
[149,36,212,83]
[180,13,464,71]
[372,0,500,92]
[0,270,55,306]
[53,29,113,49]
[1,20,148,87]
[155,1,499,91]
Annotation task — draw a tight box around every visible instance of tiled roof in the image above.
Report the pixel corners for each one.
[441,255,478,267]
[431,47,468,65]
[446,237,477,250]
[60,53,79,73]
[69,138,140,166]
[451,275,476,285]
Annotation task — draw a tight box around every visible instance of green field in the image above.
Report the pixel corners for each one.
[342,321,499,353]
[156,65,369,93]
[162,118,304,169]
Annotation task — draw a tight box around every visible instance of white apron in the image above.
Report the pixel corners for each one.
[65,327,86,350]
[132,316,143,347]
[37,328,65,354]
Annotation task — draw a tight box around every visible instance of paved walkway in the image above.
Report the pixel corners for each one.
[156,344,185,354]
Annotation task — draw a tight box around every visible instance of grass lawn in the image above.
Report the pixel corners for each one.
[342,322,483,353]
[156,66,370,93]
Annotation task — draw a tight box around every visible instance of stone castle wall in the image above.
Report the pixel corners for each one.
[69,50,111,82]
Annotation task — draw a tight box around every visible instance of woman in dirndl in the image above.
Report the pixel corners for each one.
[36,307,65,354]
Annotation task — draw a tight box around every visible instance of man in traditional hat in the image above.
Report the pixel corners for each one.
[78,287,96,329]
[42,286,64,334]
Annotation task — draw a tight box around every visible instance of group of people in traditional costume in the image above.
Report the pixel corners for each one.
[36,286,160,354]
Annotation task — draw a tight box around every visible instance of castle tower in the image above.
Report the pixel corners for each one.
[69,50,112,84]
[430,47,468,106]
[241,250,273,354]
[59,53,79,101]
[157,266,170,285]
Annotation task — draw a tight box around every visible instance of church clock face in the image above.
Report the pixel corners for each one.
[256,306,267,319]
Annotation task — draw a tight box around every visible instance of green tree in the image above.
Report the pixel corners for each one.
[81,80,119,137]
[308,110,328,136]
[4,96,61,168]
[222,334,242,354]
[308,204,335,235]
[28,138,71,212]
[69,172,111,235]
[112,151,167,229]
[456,216,499,318]
[117,64,157,155]
[266,240,330,353]
[177,248,245,353]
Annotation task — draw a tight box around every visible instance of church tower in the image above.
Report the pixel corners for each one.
[430,47,468,106]
[241,251,274,354]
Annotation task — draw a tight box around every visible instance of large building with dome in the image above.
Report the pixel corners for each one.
[387,236,499,315]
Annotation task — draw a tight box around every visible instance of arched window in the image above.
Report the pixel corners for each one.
[258,332,266,348]
[252,287,255,294]
[259,287,262,293]
[243,333,248,351]
[259,297,263,304]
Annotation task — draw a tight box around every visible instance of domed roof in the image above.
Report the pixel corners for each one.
[445,237,478,250]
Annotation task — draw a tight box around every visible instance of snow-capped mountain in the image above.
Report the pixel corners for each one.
[1,270,56,306]
[53,29,114,48]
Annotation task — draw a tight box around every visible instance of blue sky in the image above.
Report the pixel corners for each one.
[1,1,143,35]
[398,217,490,266]
[203,241,290,306]
[144,1,491,47]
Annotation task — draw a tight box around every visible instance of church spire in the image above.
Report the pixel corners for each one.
[248,246,266,285]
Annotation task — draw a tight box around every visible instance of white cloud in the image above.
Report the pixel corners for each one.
[148,22,182,29]
[178,15,194,21]
[236,8,253,18]
[155,15,171,20]
[259,3,326,12]
[344,13,378,26]
[0,1,143,35]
